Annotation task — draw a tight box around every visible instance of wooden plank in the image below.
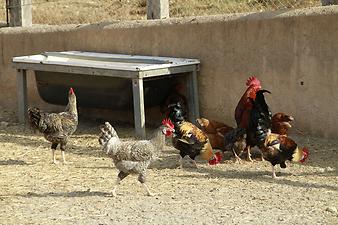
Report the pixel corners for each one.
[187,67,200,123]
[16,69,28,124]
[132,78,146,138]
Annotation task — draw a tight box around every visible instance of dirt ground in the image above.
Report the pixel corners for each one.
[0,110,337,225]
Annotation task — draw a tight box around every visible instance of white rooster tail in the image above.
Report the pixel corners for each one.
[98,122,120,155]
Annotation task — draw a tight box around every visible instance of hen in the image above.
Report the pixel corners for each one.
[196,117,233,150]
[28,87,78,164]
[98,120,174,196]
[161,82,188,119]
[248,90,309,178]
[272,112,294,136]
[234,76,262,161]
[165,103,222,168]
[223,127,247,163]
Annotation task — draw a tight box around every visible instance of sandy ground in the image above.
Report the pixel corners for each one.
[0,111,337,225]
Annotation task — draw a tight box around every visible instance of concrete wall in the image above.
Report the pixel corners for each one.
[0,6,338,138]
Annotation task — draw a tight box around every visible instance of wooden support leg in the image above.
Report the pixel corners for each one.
[187,67,200,123]
[17,69,28,124]
[132,78,146,139]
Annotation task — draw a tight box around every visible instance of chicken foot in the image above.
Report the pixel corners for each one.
[246,146,254,162]
[271,165,281,179]
[112,171,129,197]
[177,155,198,169]
[232,150,242,164]
[60,143,67,164]
[138,174,155,196]
[51,143,59,164]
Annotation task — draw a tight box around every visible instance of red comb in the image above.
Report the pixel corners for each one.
[69,87,74,94]
[208,152,223,165]
[162,118,174,129]
[300,147,309,163]
[246,76,261,87]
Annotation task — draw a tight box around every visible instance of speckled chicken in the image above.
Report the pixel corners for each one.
[98,120,174,196]
[28,87,78,164]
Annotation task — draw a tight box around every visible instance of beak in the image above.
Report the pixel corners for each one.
[288,116,294,121]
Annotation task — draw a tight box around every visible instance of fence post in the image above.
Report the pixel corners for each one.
[147,0,169,19]
[8,0,32,27]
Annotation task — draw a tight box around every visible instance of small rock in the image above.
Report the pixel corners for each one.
[0,121,9,127]
[326,206,337,214]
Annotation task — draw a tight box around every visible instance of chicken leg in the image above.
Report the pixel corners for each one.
[60,143,67,164]
[177,155,183,169]
[271,165,280,179]
[51,143,58,164]
[138,174,154,196]
[232,149,242,164]
[246,146,254,162]
[112,171,129,197]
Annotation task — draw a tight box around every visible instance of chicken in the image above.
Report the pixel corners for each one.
[196,118,233,150]
[28,87,78,164]
[161,82,188,119]
[272,112,294,136]
[234,76,262,161]
[248,90,309,178]
[98,120,174,196]
[164,103,222,168]
[223,127,247,163]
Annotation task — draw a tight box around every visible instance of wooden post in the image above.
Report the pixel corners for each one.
[8,0,32,27]
[187,66,200,124]
[132,78,146,139]
[147,0,169,19]
[17,69,28,124]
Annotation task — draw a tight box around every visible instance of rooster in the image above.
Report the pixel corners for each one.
[196,117,233,150]
[28,87,78,164]
[272,112,294,136]
[161,82,188,119]
[234,76,262,161]
[98,120,174,196]
[248,90,309,178]
[165,103,222,168]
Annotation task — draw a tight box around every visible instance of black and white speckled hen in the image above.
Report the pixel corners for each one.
[98,120,174,196]
[28,87,78,164]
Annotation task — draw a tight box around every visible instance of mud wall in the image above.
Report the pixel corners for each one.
[0,6,337,138]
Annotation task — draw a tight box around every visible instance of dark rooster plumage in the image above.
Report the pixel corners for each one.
[28,87,78,164]
[248,89,309,178]
[164,103,222,168]
[234,76,262,161]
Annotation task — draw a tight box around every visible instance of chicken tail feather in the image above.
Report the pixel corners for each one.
[27,107,42,131]
[98,122,120,155]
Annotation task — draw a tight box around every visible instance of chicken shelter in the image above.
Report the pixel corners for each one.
[12,51,200,138]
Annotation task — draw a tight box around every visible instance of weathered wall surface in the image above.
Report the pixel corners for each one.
[0,6,338,138]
